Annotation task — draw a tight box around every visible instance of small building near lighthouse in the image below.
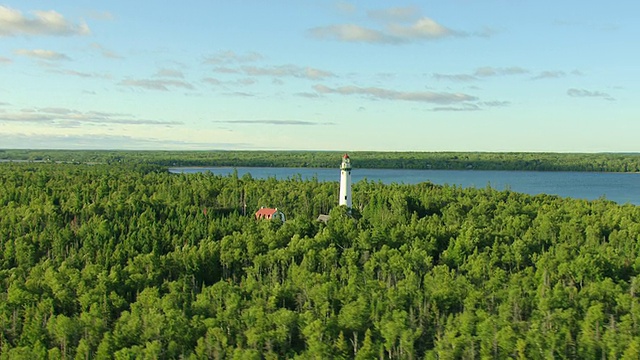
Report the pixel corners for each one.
[339,153,352,208]
[255,207,286,221]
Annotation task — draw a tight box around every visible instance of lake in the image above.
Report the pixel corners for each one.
[170,167,640,205]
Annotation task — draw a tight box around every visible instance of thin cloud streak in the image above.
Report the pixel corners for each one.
[223,91,255,97]
[15,49,71,61]
[211,67,241,74]
[309,6,472,45]
[436,67,579,82]
[432,103,480,112]
[204,50,263,64]
[368,6,420,23]
[213,119,335,126]
[51,69,111,79]
[482,101,511,107]
[309,24,395,44]
[474,66,529,77]
[242,65,335,80]
[295,92,320,98]
[314,84,477,104]
[119,78,195,91]
[0,5,90,37]
[309,20,461,44]
[209,64,335,80]
[387,17,460,40]
[202,77,257,87]
[532,70,566,80]
[567,88,615,101]
[155,68,185,78]
[432,73,478,82]
[0,133,247,150]
[90,43,122,59]
[0,107,182,126]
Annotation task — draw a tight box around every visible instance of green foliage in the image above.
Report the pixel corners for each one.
[2,161,640,358]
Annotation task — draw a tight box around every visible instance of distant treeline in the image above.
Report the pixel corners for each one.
[2,149,640,172]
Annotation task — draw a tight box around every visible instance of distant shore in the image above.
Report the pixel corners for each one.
[2,149,640,173]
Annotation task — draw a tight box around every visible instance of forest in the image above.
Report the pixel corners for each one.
[3,149,640,172]
[2,161,640,359]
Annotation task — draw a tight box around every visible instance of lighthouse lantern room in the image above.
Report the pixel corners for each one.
[339,154,352,208]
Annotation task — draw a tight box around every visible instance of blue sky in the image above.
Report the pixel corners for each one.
[0,1,638,151]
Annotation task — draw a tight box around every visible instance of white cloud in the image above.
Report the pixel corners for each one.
[431,101,509,111]
[295,92,320,98]
[434,67,529,82]
[567,88,614,101]
[208,62,334,81]
[308,24,395,44]
[310,5,472,44]
[202,77,257,87]
[433,73,478,82]
[532,70,582,80]
[211,67,241,74]
[224,91,255,97]
[0,56,11,64]
[213,119,334,126]
[0,5,90,37]
[204,50,263,64]
[387,17,459,39]
[482,101,511,107]
[313,84,477,104]
[242,65,334,80]
[309,17,460,44]
[155,68,185,78]
[0,133,245,150]
[474,66,529,77]
[432,103,480,112]
[119,78,195,91]
[15,49,71,61]
[532,70,566,80]
[51,69,110,79]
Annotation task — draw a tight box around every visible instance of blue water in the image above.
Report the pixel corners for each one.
[170,167,640,205]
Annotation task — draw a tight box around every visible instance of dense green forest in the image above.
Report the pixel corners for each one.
[2,162,640,359]
[3,149,640,172]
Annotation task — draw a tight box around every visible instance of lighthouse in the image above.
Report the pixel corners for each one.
[339,154,352,207]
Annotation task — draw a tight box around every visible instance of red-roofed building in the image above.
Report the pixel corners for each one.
[255,207,286,221]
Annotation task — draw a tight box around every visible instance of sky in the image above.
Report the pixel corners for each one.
[0,1,638,152]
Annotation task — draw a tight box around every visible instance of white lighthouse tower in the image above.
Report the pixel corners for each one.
[339,154,352,207]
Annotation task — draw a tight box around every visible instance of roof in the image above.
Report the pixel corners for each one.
[255,207,278,216]
[343,153,350,159]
